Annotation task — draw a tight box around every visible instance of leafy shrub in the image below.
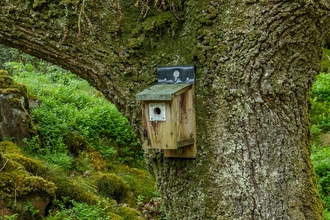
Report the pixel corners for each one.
[47,199,111,220]
[5,61,142,168]
[1,45,59,75]
[310,73,330,131]
[312,146,330,211]
[310,72,330,217]
[305,54,330,219]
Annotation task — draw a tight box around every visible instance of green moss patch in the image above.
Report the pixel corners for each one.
[0,153,56,218]
[132,11,179,34]
[113,165,157,203]
[51,175,99,204]
[86,147,109,171]
[0,70,27,96]
[116,206,144,219]
[5,153,48,177]
[0,141,23,154]
[95,173,133,204]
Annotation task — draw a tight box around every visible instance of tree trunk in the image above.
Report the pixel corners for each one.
[1,0,330,219]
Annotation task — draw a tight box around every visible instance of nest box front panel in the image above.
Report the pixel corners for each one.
[141,101,179,150]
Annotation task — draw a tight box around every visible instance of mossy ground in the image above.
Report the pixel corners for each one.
[0,146,56,219]
[0,141,157,219]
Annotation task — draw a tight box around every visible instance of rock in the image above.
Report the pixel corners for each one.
[26,193,51,217]
[0,200,14,217]
[0,70,37,145]
[0,152,56,220]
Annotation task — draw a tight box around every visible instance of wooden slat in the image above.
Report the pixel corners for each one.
[177,138,195,148]
[164,86,196,158]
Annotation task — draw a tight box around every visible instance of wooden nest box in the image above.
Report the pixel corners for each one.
[136,66,196,158]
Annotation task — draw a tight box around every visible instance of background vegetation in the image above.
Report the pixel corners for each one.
[0,45,160,220]
[6,60,142,167]
[309,48,330,219]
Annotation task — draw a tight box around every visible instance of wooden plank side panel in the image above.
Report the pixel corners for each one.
[164,86,196,158]
[141,101,177,149]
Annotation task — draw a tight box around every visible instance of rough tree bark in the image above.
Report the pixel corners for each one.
[1,0,330,219]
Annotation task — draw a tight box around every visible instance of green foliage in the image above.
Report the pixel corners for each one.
[0,48,156,219]
[0,45,51,74]
[310,70,330,218]
[74,151,92,173]
[47,197,144,220]
[310,50,330,137]
[311,73,330,102]
[47,198,110,220]
[311,73,330,132]
[0,214,19,220]
[23,137,73,172]
[0,45,14,70]
[22,137,40,154]
[27,201,39,216]
[4,60,142,168]
[325,209,330,220]
[312,146,330,209]
[136,194,145,206]
[43,146,74,172]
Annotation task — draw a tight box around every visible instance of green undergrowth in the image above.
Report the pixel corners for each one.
[311,55,330,218]
[0,132,156,219]
[311,72,330,134]
[0,148,56,219]
[0,56,159,219]
[5,61,142,167]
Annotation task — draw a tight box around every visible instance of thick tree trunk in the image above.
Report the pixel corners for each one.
[1,0,330,219]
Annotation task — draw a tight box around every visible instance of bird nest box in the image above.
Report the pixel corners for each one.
[136,66,196,158]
